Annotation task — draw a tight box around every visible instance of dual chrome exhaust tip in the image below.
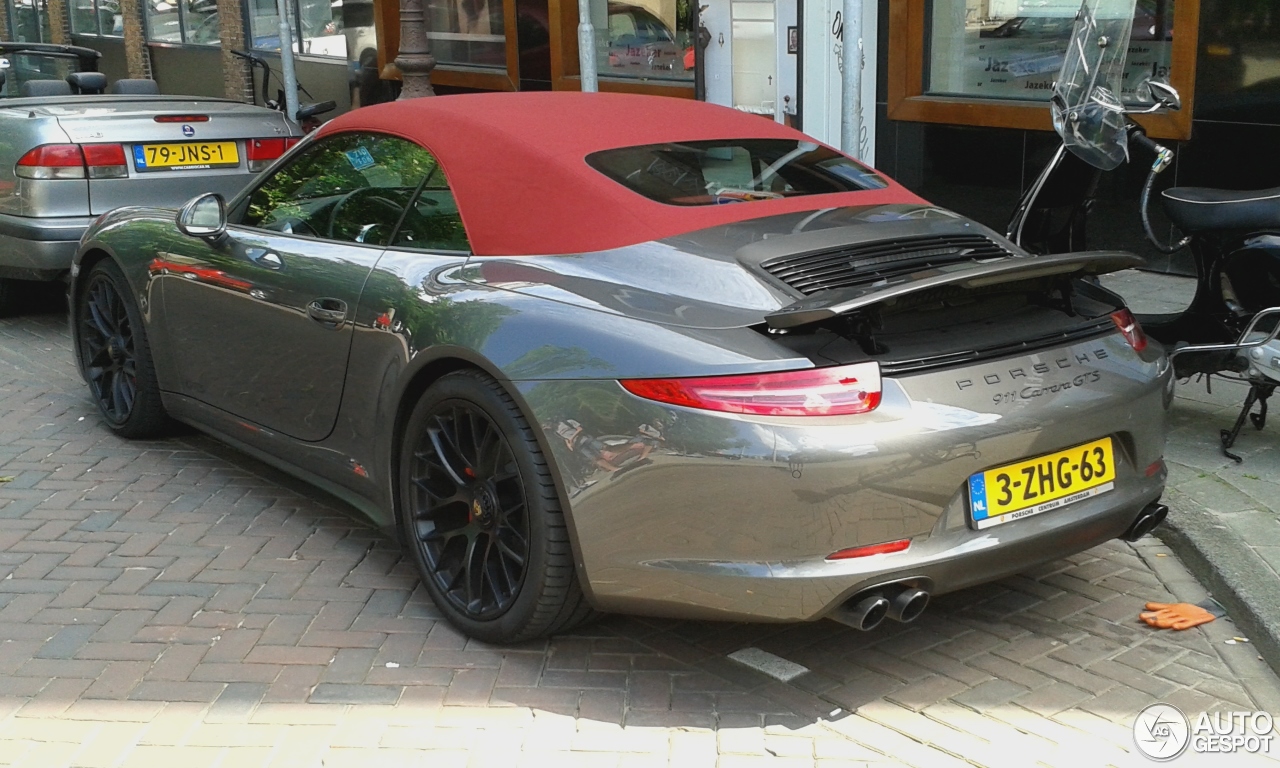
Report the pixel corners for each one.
[1123,502,1168,542]
[832,584,930,632]
[832,502,1168,632]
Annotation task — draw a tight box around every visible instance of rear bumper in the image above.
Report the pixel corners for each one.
[516,331,1172,623]
[569,473,1163,623]
[0,214,94,281]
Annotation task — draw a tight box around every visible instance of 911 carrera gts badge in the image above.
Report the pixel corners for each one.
[955,348,1109,391]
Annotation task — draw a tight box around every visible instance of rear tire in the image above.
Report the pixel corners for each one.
[399,370,596,642]
[75,260,172,439]
[0,278,17,318]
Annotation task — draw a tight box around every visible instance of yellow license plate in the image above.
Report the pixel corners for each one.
[968,437,1115,529]
[134,142,240,171]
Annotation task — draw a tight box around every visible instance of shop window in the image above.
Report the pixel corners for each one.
[9,0,53,42]
[249,0,348,58]
[423,0,505,68]
[888,0,1198,139]
[145,0,219,44]
[925,0,1172,103]
[589,0,693,82]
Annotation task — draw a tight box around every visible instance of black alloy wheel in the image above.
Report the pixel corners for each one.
[400,370,595,642]
[76,261,171,438]
[409,400,530,619]
[81,272,138,424]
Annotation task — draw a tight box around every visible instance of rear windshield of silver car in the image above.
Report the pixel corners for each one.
[585,139,889,206]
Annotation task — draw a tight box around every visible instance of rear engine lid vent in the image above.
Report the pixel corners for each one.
[760,233,1015,296]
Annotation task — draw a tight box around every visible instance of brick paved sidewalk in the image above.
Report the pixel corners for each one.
[3,305,1279,768]
[1101,269,1280,681]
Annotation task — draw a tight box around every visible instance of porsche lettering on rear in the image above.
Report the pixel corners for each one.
[956,347,1110,390]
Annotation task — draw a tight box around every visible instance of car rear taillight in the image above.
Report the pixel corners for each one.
[826,539,911,560]
[620,362,882,417]
[1110,309,1148,352]
[246,138,297,172]
[154,115,210,122]
[82,144,128,179]
[16,144,86,179]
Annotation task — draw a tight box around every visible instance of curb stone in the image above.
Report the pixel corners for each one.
[1157,499,1280,712]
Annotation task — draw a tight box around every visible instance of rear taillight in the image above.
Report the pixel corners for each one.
[15,143,128,180]
[154,115,210,122]
[82,144,128,179]
[246,138,297,172]
[16,144,85,179]
[620,362,882,417]
[1111,309,1148,352]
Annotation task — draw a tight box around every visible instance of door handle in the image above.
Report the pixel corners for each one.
[246,248,283,269]
[307,298,347,325]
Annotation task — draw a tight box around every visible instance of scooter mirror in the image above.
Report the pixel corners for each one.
[1145,80,1181,111]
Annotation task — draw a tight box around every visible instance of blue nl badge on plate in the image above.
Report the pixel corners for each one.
[968,474,989,522]
[345,147,375,171]
[132,145,148,169]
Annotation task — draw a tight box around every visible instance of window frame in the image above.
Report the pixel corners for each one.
[143,0,220,45]
[69,0,99,36]
[374,0,521,92]
[547,0,695,97]
[244,0,351,60]
[8,0,53,43]
[232,130,470,252]
[886,0,1200,140]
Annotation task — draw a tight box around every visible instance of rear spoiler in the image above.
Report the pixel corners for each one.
[764,250,1144,330]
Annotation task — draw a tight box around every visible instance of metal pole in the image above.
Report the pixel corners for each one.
[692,2,705,101]
[275,0,299,124]
[395,0,437,99]
[577,0,597,92]
[841,0,862,157]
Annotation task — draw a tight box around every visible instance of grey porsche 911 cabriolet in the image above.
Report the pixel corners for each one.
[70,92,1173,642]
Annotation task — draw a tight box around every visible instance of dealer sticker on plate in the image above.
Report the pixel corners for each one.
[133,141,239,171]
[968,437,1115,529]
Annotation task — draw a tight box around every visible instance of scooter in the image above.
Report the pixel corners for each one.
[1008,0,1280,461]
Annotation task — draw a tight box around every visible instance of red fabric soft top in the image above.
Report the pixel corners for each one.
[316,92,924,256]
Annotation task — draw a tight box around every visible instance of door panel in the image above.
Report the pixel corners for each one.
[158,228,380,441]
[158,130,454,441]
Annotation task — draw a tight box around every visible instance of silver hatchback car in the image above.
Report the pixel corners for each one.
[0,42,301,314]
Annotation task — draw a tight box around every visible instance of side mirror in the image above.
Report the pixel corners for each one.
[1146,80,1182,111]
[176,192,226,240]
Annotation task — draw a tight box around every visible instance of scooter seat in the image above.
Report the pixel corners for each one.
[1162,186,1280,233]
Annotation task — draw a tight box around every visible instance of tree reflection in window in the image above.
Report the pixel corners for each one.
[243,133,469,251]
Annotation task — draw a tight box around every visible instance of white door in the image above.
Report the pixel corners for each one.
[731,0,777,117]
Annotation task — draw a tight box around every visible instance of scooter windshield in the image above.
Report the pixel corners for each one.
[1051,0,1136,171]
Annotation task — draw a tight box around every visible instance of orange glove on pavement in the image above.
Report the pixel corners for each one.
[1140,602,1216,630]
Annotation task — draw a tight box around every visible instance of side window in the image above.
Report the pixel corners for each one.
[241,133,440,246]
[392,171,471,253]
